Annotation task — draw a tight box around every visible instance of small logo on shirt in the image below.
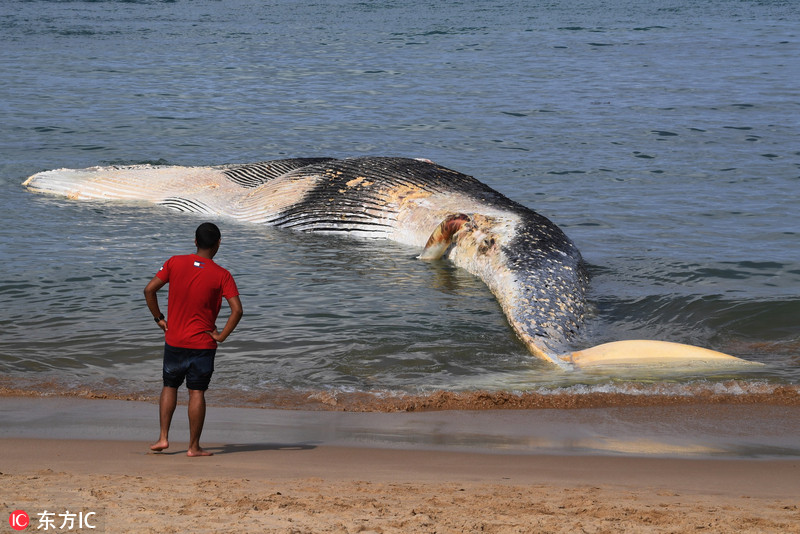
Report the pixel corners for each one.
[193,261,205,268]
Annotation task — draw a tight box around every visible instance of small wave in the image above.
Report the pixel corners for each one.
[2,376,797,413]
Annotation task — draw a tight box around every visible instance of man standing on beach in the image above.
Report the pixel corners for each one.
[144,222,243,457]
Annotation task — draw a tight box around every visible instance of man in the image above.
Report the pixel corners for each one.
[144,222,243,457]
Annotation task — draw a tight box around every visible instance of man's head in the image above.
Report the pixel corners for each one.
[195,222,221,251]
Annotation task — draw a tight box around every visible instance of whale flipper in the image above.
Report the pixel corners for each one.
[562,340,762,369]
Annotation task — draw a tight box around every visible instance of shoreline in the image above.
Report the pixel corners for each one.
[2,397,799,533]
[2,376,799,412]
[3,396,800,458]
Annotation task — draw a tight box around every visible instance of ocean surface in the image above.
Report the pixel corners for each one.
[1,0,798,410]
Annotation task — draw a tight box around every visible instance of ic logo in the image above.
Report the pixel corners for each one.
[9,510,29,531]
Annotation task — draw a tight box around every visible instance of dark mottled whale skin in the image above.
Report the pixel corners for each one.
[25,156,587,364]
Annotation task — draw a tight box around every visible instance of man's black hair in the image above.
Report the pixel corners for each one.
[196,222,221,250]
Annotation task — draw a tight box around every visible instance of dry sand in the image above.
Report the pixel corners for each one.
[1,397,799,533]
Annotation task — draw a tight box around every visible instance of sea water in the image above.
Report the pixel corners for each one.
[0,0,797,409]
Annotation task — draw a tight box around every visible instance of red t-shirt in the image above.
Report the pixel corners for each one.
[156,254,239,349]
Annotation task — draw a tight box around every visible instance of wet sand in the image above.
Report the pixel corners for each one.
[1,397,799,533]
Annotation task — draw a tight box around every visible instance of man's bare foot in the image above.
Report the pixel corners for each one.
[150,439,169,452]
[187,447,213,457]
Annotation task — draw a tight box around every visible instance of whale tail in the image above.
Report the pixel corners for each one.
[557,339,762,370]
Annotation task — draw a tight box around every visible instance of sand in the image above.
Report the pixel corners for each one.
[1,397,799,533]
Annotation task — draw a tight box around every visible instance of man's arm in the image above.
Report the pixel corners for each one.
[144,276,168,331]
[207,295,243,343]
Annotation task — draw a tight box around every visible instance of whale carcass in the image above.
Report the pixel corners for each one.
[24,156,756,369]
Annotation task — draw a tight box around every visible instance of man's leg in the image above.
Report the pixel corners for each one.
[150,386,178,451]
[187,388,213,457]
